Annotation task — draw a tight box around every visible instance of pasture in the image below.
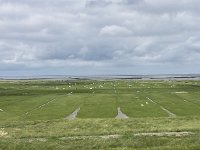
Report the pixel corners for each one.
[0,79,200,149]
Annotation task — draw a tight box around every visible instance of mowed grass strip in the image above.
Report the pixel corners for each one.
[117,94,167,117]
[175,92,200,107]
[23,94,84,120]
[78,94,117,118]
[0,95,57,121]
[149,91,200,116]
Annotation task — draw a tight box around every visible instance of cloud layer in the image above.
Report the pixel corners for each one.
[0,0,200,75]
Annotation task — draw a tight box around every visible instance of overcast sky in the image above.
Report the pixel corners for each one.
[0,0,200,76]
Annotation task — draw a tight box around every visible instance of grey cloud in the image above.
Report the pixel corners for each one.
[85,0,111,7]
[134,0,200,14]
[85,0,142,7]
[0,0,200,75]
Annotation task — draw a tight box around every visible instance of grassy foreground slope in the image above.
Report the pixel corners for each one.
[0,79,200,149]
[1,117,200,150]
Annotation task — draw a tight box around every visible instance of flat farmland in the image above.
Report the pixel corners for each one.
[0,79,200,149]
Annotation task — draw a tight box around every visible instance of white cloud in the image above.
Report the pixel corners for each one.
[100,25,132,36]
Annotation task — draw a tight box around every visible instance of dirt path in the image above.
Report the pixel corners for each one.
[134,131,193,137]
[4,131,193,141]
[174,92,188,94]
[60,134,120,140]
[22,98,56,116]
[65,108,80,120]
[146,97,176,117]
[160,106,176,117]
[115,107,128,119]
[59,131,193,140]
[146,97,156,104]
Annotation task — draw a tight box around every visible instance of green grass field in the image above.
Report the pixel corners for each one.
[0,79,200,149]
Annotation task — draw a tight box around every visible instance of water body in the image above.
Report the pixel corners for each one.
[115,107,128,119]
[1,74,200,80]
[65,108,80,120]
